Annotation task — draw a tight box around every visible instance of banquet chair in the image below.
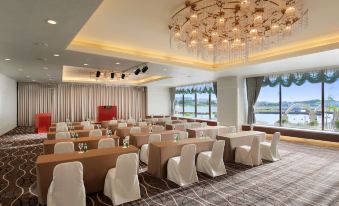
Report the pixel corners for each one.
[80,121,90,127]
[56,125,68,132]
[179,131,188,139]
[118,122,127,128]
[109,120,118,125]
[138,122,147,127]
[260,132,281,161]
[152,125,164,133]
[197,140,226,177]
[130,127,141,133]
[173,124,186,131]
[140,134,161,164]
[89,129,103,137]
[167,144,198,186]
[54,142,75,154]
[127,118,136,125]
[47,161,86,206]
[55,132,71,139]
[56,122,67,127]
[104,153,141,205]
[235,136,262,166]
[200,122,208,127]
[83,124,94,130]
[98,138,115,149]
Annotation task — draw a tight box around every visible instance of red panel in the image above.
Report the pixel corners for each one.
[35,113,51,133]
[97,106,117,122]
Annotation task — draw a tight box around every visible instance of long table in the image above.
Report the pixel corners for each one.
[51,122,81,127]
[36,146,138,205]
[129,130,181,148]
[47,129,107,140]
[165,123,186,131]
[216,131,266,163]
[107,123,134,133]
[43,135,120,154]
[187,126,227,139]
[48,125,84,132]
[116,126,150,138]
[148,138,215,179]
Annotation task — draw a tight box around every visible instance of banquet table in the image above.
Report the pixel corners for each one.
[36,145,138,205]
[43,135,120,154]
[187,126,227,139]
[48,125,84,132]
[47,128,107,140]
[216,131,266,163]
[51,122,81,127]
[129,130,181,148]
[148,138,215,178]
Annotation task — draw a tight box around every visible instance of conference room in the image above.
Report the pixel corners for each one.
[0,0,339,205]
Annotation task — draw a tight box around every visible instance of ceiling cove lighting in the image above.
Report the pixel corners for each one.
[47,19,57,25]
[169,0,308,63]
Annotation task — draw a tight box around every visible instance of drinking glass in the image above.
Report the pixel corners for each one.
[78,143,84,153]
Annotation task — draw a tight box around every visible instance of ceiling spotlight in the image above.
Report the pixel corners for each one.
[53,54,60,57]
[115,62,120,65]
[142,65,149,73]
[134,68,141,75]
[47,19,57,25]
[121,73,126,79]
[96,71,101,78]
[111,72,115,79]
[83,63,88,66]
[4,58,11,61]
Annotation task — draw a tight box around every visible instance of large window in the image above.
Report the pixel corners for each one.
[254,69,338,132]
[174,82,217,120]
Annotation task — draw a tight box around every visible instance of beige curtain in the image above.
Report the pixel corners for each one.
[18,83,146,126]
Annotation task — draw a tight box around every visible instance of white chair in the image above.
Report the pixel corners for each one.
[151,125,164,133]
[83,124,94,130]
[260,132,281,161]
[167,144,198,186]
[89,129,102,137]
[56,122,67,127]
[200,122,208,127]
[118,122,127,128]
[138,122,147,127]
[47,161,86,206]
[109,120,118,125]
[104,153,141,205]
[127,118,136,125]
[55,132,71,139]
[130,127,141,133]
[80,121,90,127]
[235,136,262,166]
[54,142,75,154]
[179,131,188,139]
[190,122,201,129]
[56,126,68,132]
[98,138,115,149]
[140,134,161,164]
[197,140,226,177]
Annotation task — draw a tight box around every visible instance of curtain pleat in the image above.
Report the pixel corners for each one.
[18,83,146,126]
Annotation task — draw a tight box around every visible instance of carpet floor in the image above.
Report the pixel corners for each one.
[0,127,339,206]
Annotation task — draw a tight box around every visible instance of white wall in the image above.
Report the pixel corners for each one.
[146,86,170,116]
[0,73,17,135]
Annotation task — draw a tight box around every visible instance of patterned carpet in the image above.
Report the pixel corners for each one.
[1,127,339,206]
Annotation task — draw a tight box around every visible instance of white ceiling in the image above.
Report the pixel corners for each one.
[1,0,339,87]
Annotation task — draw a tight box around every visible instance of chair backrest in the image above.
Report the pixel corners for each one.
[210,140,225,168]
[55,132,71,139]
[174,124,186,131]
[127,119,136,124]
[56,125,68,132]
[118,122,127,128]
[138,122,147,127]
[190,122,201,129]
[80,121,90,127]
[83,124,94,130]
[148,134,161,144]
[250,136,261,165]
[179,131,188,139]
[152,125,164,133]
[200,122,208,127]
[109,120,118,125]
[89,129,102,137]
[179,144,197,180]
[54,142,74,154]
[98,138,115,149]
[56,122,67,127]
[50,161,85,206]
[130,127,141,133]
[115,153,138,187]
[271,132,280,149]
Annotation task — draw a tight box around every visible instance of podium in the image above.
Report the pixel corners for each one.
[97,106,117,122]
[35,113,51,133]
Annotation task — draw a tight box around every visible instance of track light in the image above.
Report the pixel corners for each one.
[142,65,148,73]
[111,72,115,79]
[121,73,126,79]
[134,68,141,75]
[96,71,100,78]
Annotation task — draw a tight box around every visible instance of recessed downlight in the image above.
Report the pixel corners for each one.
[4,58,11,61]
[83,63,88,66]
[26,75,31,78]
[43,66,48,70]
[53,54,60,57]
[115,62,120,65]
[47,19,57,25]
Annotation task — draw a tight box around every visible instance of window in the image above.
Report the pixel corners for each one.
[255,85,280,126]
[324,79,339,131]
[211,93,217,119]
[174,94,183,117]
[183,93,195,118]
[197,93,209,119]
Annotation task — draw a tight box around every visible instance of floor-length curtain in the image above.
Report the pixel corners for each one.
[246,77,264,124]
[169,87,176,115]
[18,83,146,126]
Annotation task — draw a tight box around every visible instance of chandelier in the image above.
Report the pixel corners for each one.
[169,0,308,63]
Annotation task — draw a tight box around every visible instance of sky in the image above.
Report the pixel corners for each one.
[258,80,339,102]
